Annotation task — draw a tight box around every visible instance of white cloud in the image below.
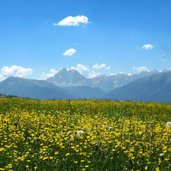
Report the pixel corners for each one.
[71,64,89,74]
[0,65,33,81]
[133,66,150,72]
[142,44,153,50]
[40,69,58,80]
[54,15,89,27]
[71,64,103,78]
[63,48,76,56]
[93,63,111,70]
[71,63,111,78]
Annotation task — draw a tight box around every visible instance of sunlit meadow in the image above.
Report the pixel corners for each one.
[0,97,171,171]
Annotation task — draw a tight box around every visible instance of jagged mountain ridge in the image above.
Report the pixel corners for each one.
[47,68,159,92]
[47,68,90,87]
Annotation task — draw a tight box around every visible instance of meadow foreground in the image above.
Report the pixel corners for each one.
[0,98,171,171]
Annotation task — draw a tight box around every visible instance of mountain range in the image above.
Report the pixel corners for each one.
[0,68,171,103]
[104,71,171,103]
[47,68,158,92]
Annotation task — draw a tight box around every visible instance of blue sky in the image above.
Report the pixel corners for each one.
[0,0,171,80]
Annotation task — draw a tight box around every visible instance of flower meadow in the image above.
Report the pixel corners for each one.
[0,98,171,171]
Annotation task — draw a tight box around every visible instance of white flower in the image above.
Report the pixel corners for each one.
[159,153,164,157]
[103,125,113,131]
[67,131,72,135]
[108,126,113,131]
[166,122,171,128]
[77,130,84,137]
[70,135,74,141]
[67,131,74,141]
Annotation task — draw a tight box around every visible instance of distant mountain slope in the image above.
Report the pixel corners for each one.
[90,71,158,92]
[0,77,74,99]
[104,71,171,103]
[90,74,134,92]
[0,93,6,97]
[64,86,105,99]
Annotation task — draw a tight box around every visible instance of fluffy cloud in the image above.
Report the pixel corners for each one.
[54,15,89,27]
[0,65,33,81]
[93,63,111,70]
[40,69,58,80]
[63,48,77,56]
[133,66,150,72]
[142,44,153,50]
[71,64,103,78]
[71,63,111,77]
[71,64,89,74]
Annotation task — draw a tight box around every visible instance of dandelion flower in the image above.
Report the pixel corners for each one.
[77,130,84,137]
[166,122,171,128]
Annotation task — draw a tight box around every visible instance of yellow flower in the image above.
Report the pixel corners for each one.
[0,148,5,152]
[54,151,59,155]
[65,153,70,157]
[81,160,85,163]
[155,167,160,171]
